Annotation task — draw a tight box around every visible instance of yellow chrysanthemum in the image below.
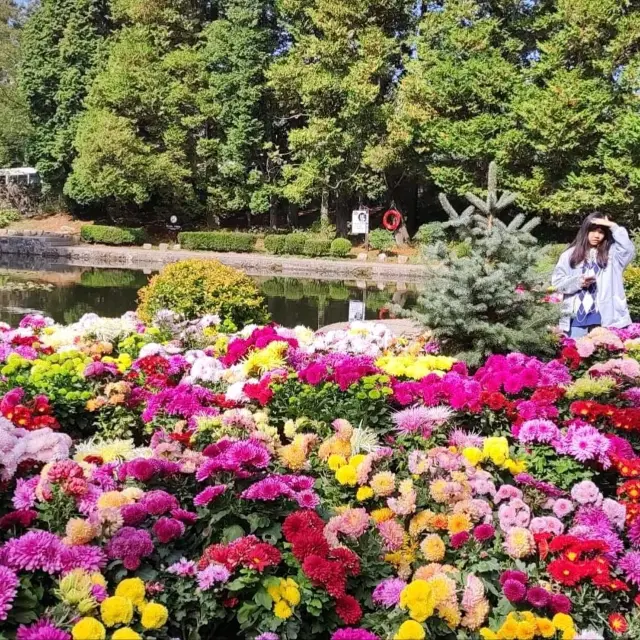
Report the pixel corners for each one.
[328,454,347,471]
[112,628,142,640]
[536,618,556,639]
[479,630,498,640]
[420,534,445,562]
[482,437,509,466]
[335,465,357,486]
[462,447,484,466]
[267,583,282,602]
[516,620,537,640]
[71,617,106,640]
[552,613,575,632]
[140,602,169,629]
[349,454,366,468]
[100,596,133,627]
[115,578,146,606]
[394,620,425,640]
[64,518,97,545]
[96,491,131,510]
[372,507,395,523]
[274,600,293,619]
[370,471,396,497]
[356,486,374,501]
[121,487,144,501]
[447,513,472,535]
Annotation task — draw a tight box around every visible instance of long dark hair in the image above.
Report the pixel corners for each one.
[569,212,613,269]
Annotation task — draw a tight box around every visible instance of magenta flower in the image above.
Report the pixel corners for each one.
[16,619,71,640]
[450,531,470,549]
[153,517,185,544]
[106,527,154,570]
[331,630,380,640]
[0,565,19,621]
[618,551,640,587]
[503,579,526,603]
[194,485,226,507]
[473,523,495,542]
[550,593,572,614]
[3,530,63,574]
[121,503,148,526]
[526,586,550,609]
[142,490,179,515]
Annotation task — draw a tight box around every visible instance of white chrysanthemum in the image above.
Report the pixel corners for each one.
[350,427,380,454]
[188,356,224,383]
[40,326,81,349]
[74,437,138,463]
[225,380,248,403]
[74,314,137,343]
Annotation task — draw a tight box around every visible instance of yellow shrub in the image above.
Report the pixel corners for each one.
[137,259,268,328]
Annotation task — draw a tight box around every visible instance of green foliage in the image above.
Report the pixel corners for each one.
[330,238,352,258]
[519,445,596,491]
[80,225,147,246]
[263,234,287,255]
[177,231,257,253]
[80,269,145,288]
[283,233,308,255]
[624,266,640,318]
[21,0,110,189]
[302,237,332,257]
[414,222,445,245]
[536,243,569,275]
[0,1,31,166]
[368,229,395,251]
[0,209,21,228]
[404,162,560,366]
[137,258,269,327]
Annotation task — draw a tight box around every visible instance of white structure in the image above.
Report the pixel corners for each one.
[0,168,40,186]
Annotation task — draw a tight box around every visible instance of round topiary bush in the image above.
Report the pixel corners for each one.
[330,237,352,257]
[284,233,308,255]
[137,259,269,328]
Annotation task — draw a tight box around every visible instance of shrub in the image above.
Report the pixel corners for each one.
[284,233,308,255]
[303,237,332,257]
[449,240,472,258]
[535,243,568,275]
[264,235,287,255]
[0,209,21,228]
[177,231,256,253]
[137,259,268,329]
[368,228,395,251]
[414,221,445,245]
[625,266,640,319]
[80,225,147,246]
[330,237,352,257]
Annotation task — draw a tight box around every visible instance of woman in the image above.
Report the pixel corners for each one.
[552,213,636,338]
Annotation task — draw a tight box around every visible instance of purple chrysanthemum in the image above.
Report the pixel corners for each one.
[618,550,640,587]
[167,558,197,577]
[3,530,63,574]
[59,544,106,573]
[153,517,185,544]
[393,405,453,437]
[142,490,180,516]
[0,565,19,621]
[194,485,226,507]
[372,577,406,608]
[16,619,71,640]
[106,526,154,570]
[197,563,231,590]
[526,586,550,609]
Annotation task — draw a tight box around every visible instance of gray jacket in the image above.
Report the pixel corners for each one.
[551,225,636,332]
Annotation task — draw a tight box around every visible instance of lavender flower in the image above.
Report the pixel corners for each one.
[16,619,71,640]
[0,565,19,621]
[372,577,406,608]
[197,564,230,590]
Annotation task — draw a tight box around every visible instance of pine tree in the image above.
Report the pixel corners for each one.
[198,0,281,226]
[20,0,110,189]
[65,0,202,219]
[0,0,31,166]
[405,161,559,366]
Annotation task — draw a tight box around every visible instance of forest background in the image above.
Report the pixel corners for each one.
[2,0,640,236]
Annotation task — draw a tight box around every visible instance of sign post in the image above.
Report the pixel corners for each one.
[351,208,370,250]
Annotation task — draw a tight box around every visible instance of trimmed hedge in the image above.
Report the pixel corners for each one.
[177,231,257,253]
[303,237,332,257]
[80,225,147,246]
[264,234,287,255]
[284,233,308,255]
[330,237,352,257]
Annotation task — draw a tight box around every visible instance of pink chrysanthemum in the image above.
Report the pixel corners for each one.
[0,565,19,621]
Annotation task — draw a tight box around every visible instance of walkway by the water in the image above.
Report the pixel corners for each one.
[320,319,425,338]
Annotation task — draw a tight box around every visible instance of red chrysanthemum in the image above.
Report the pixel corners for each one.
[329,547,361,577]
[547,559,585,586]
[609,613,629,635]
[334,594,362,625]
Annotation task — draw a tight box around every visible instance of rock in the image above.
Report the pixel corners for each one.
[397,255,409,264]
[378,253,387,262]
[142,243,153,250]
[172,244,181,251]
[7,229,17,236]
[357,252,368,261]
[0,229,7,236]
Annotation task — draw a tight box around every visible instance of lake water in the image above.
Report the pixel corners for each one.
[0,261,419,329]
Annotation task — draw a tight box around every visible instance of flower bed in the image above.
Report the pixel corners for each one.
[1,313,640,639]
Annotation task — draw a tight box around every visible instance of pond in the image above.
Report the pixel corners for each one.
[0,261,419,329]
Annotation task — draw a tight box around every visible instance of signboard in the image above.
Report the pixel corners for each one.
[348,300,365,322]
[351,208,369,235]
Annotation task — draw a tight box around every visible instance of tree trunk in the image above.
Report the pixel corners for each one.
[320,189,330,226]
[287,202,298,229]
[269,197,278,229]
[336,195,349,237]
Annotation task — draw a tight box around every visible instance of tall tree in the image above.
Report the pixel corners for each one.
[198,0,282,227]
[0,0,31,166]
[268,0,415,233]
[20,0,110,190]
[65,0,203,220]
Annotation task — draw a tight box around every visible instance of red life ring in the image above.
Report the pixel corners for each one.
[382,209,402,231]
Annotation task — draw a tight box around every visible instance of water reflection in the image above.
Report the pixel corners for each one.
[0,264,418,329]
